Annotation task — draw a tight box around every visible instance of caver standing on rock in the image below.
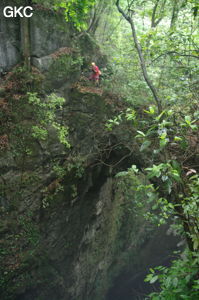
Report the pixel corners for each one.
[89,62,101,85]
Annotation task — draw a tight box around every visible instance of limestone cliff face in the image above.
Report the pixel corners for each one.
[0,6,179,300]
[0,2,105,74]
[0,81,179,300]
[0,73,144,299]
[0,3,20,73]
[0,1,71,73]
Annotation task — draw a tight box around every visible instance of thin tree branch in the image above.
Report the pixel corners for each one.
[151,0,160,27]
[151,51,199,64]
[116,0,162,113]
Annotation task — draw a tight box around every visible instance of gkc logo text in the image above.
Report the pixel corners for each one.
[3,6,34,18]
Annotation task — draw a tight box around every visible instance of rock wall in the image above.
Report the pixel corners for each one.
[0,2,106,75]
[0,79,180,299]
[0,76,142,300]
[0,2,20,73]
[0,2,74,73]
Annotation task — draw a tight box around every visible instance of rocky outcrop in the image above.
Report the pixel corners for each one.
[0,2,72,73]
[0,3,20,73]
[0,2,106,75]
[0,77,180,299]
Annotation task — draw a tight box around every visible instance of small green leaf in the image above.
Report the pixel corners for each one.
[160,138,169,148]
[140,140,151,151]
[136,130,146,137]
[150,275,159,284]
[144,106,156,115]
[173,277,178,287]
[174,136,182,141]
[162,175,168,182]
[185,115,191,124]
[156,110,166,121]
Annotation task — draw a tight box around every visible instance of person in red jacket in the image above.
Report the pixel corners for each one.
[89,62,101,85]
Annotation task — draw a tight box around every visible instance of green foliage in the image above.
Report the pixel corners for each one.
[135,107,198,154]
[52,164,66,179]
[56,0,96,30]
[145,251,199,300]
[146,162,182,193]
[96,0,199,108]
[35,0,96,30]
[114,103,199,296]
[133,107,199,295]
[105,108,136,131]
[105,114,123,131]
[52,123,70,147]
[32,126,48,140]
[0,212,40,300]
[134,106,198,236]
[46,54,83,88]
[182,175,199,251]
[18,215,40,247]
[116,165,157,219]
[64,156,85,178]
[42,183,64,208]
[27,92,70,147]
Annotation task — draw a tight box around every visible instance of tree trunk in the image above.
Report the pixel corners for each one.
[20,1,31,70]
[116,0,162,113]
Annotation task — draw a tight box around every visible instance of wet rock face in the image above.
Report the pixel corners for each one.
[106,225,180,300]
[32,55,54,72]
[0,75,180,300]
[0,71,133,300]
[0,2,74,73]
[30,10,73,58]
[0,67,151,300]
[0,4,20,72]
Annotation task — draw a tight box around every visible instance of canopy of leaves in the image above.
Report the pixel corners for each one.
[34,0,96,29]
[95,1,199,298]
